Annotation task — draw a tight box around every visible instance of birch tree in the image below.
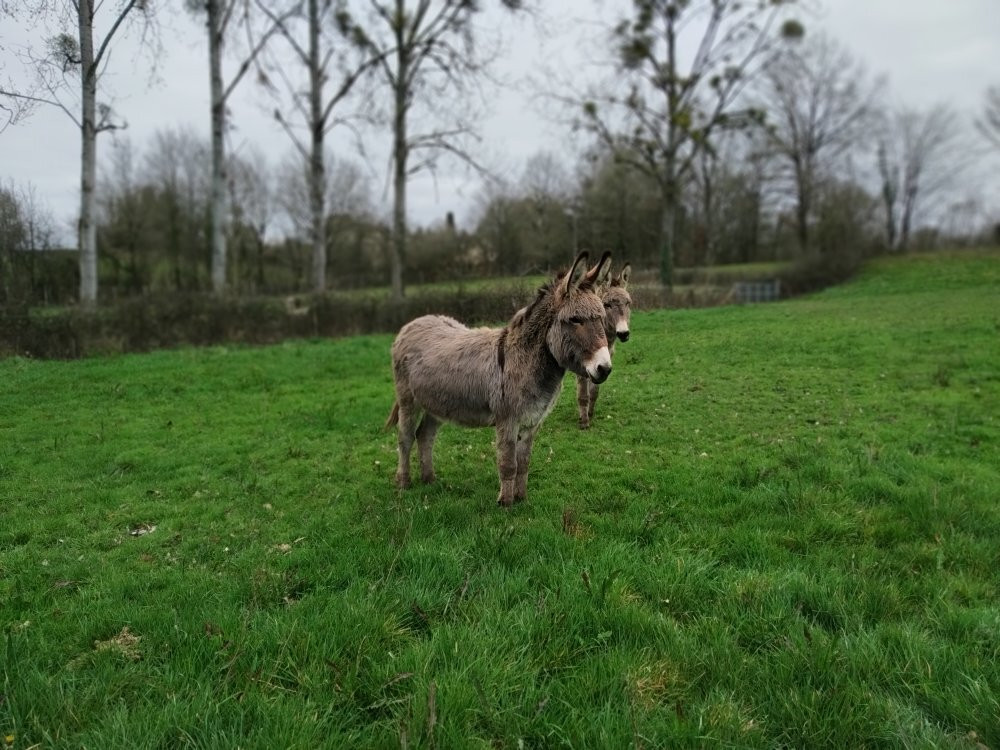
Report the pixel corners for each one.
[341,0,526,302]
[975,85,1000,152]
[186,0,292,295]
[254,0,383,293]
[0,0,155,304]
[580,0,801,286]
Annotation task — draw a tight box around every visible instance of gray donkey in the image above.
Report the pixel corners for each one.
[386,251,613,507]
[576,262,631,429]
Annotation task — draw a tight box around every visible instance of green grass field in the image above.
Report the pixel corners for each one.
[2,250,998,748]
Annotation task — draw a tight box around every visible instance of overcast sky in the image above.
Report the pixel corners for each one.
[1,0,998,244]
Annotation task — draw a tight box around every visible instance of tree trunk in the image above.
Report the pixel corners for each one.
[900,186,917,251]
[882,187,897,251]
[701,159,715,267]
[658,12,678,289]
[308,0,326,293]
[390,99,406,302]
[658,152,677,287]
[794,160,811,255]
[658,196,675,288]
[877,144,898,251]
[389,25,408,303]
[78,0,99,305]
[208,0,228,295]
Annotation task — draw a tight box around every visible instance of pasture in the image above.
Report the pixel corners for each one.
[1,251,998,748]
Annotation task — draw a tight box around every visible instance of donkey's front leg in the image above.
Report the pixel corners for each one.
[513,426,538,503]
[587,382,599,425]
[576,376,593,430]
[495,423,518,508]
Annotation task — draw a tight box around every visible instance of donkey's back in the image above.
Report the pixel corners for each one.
[391,314,502,428]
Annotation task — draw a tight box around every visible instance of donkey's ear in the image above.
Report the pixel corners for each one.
[584,251,612,287]
[594,251,613,285]
[564,251,589,294]
[617,262,631,288]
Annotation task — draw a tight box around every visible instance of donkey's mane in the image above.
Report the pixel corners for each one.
[509,267,596,333]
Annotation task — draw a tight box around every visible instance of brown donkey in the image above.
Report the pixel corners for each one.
[576,262,631,429]
[386,252,613,507]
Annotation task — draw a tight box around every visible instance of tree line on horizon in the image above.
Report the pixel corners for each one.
[2,0,999,308]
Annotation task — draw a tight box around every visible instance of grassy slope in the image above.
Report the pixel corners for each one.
[1,251,998,748]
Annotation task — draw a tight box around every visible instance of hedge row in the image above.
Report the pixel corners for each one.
[0,256,857,359]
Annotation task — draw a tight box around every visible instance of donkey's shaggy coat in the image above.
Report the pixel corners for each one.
[576,262,631,429]
[387,252,613,507]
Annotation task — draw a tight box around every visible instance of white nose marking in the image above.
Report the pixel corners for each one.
[585,345,611,378]
[616,320,629,334]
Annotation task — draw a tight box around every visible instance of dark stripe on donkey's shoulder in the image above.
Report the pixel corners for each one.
[497,327,508,372]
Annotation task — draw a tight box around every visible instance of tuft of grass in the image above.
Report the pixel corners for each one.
[1,250,998,748]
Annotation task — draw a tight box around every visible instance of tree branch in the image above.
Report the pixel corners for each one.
[92,0,141,75]
[0,86,80,127]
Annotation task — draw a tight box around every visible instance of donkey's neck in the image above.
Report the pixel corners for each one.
[504,292,564,386]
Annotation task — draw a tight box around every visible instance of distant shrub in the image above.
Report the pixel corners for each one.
[0,283,539,359]
[778,251,864,297]
[0,259,872,359]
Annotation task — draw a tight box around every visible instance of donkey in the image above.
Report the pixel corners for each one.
[386,251,613,507]
[576,262,631,429]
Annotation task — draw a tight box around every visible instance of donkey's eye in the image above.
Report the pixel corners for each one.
[603,302,612,310]
[568,316,584,326]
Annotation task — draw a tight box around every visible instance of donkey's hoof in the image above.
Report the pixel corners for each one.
[578,419,590,430]
[497,494,515,508]
[420,472,436,484]
[396,475,411,490]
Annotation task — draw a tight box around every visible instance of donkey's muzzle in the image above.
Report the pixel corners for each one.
[617,330,630,342]
[585,345,612,384]
[591,363,612,384]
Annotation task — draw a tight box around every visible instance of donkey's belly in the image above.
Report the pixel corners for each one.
[410,379,495,428]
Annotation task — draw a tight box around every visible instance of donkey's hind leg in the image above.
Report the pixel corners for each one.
[395,399,420,489]
[416,413,441,484]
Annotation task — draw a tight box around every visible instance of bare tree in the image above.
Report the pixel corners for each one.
[253,0,384,293]
[472,178,525,275]
[228,146,274,291]
[0,180,57,303]
[875,104,963,251]
[341,0,527,302]
[975,85,1000,151]
[143,127,211,290]
[687,132,772,266]
[579,0,802,286]
[1,0,155,304]
[519,151,573,269]
[100,136,150,292]
[0,46,34,133]
[185,0,293,295]
[521,151,572,204]
[754,33,881,255]
[275,149,372,234]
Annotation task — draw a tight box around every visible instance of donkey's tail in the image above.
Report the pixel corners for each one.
[384,401,399,431]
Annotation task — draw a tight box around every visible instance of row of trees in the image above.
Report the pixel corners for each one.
[2,0,526,304]
[3,1,999,306]
[1,97,992,305]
